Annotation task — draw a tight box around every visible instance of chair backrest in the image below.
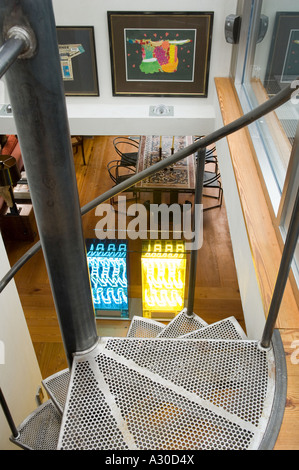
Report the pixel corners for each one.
[203,171,221,186]
[107,159,136,186]
[113,137,139,160]
[107,159,120,184]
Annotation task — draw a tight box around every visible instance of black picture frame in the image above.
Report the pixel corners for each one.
[56,26,99,96]
[264,12,299,95]
[108,11,213,97]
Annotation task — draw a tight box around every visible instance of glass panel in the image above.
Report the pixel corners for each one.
[235,0,299,287]
[242,0,299,198]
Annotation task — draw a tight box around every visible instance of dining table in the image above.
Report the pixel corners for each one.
[134,135,196,204]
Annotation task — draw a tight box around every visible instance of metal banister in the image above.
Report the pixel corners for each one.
[0,1,298,355]
[0,387,19,439]
[260,188,299,349]
[0,0,98,367]
[186,148,206,317]
[0,36,27,77]
[1,77,298,295]
[80,80,299,216]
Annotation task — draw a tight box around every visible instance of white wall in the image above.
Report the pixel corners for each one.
[0,235,42,450]
[214,92,266,340]
[0,0,237,136]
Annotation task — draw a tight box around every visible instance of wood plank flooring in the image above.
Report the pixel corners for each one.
[2,134,261,443]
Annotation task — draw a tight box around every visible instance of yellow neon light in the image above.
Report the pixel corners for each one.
[141,241,186,315]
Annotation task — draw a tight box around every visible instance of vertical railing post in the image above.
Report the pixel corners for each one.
[186,147,206,317]
[0,0,98,367]
[0,388,19,439]
[260,188,299,349]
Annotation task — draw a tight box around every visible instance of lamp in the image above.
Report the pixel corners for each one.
[0,155,21,215]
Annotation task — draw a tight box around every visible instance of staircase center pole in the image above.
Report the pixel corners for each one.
[0,0,98,367]
[186,147,206,317]
[260,188,299,349]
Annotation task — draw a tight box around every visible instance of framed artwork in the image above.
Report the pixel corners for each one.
[264,12,299,95]
[56,26,99,96]
[108,11,213,97]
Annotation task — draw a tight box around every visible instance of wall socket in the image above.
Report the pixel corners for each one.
[149,105,174,116]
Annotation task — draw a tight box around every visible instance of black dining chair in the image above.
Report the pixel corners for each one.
[205,146,218,173]
[107,159,136,185]
[113,136,140,168]
[203,170,223,211]
[107,159,138,206]
[194,136,218,173]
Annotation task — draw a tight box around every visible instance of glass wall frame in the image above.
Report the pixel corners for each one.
[232,0,299,287]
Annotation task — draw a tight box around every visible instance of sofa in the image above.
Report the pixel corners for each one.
[0,135,24,214]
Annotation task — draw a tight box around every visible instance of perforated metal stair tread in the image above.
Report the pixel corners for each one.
[11,400,62,450]
[127,316,165,338]
[157,309,208,338]
[15,317,276,450]
[39,317,246,416]
[127,315,247,341]
[42,369,70,414]
[179,316,247,341]
[57,337,275,450]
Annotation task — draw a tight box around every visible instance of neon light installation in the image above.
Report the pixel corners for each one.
[86,239,128,317]
[141,240,186,318]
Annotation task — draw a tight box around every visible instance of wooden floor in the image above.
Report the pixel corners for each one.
[3,135,297,449]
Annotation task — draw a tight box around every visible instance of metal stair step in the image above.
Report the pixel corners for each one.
[57,336,275,450]
[10,400,61,450]
[157,308,208,338]
[41,316,246,417]
[179,316,247,341]
[42,368,70,414]
[126,316,165,338]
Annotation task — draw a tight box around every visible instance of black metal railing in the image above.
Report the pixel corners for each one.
[1,80,297,295]
[0,0,298,361]
[260,187,299,348]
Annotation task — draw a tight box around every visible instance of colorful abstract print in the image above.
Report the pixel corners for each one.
[125,29,196,81]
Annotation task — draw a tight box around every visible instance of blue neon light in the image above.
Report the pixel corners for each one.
[85,240,128,311]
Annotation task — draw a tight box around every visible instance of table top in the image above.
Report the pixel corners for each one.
[135,135,196,191]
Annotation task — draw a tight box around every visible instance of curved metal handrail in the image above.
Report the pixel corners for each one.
[0,77,298,295]
[258,329,288,449]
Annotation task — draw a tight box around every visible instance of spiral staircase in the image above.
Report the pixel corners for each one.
[8,310,283,451]
[0,0,297,452]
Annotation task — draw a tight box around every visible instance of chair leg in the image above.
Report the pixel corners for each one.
[72,136,86,165]
[203,185,223,211]
[110,191,139,210]
[80,137,86,165]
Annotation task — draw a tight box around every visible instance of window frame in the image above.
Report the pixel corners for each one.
[232,0,299,287]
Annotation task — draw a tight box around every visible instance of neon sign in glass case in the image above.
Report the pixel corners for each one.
[86,239,128,317]
[141,240,186,318]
